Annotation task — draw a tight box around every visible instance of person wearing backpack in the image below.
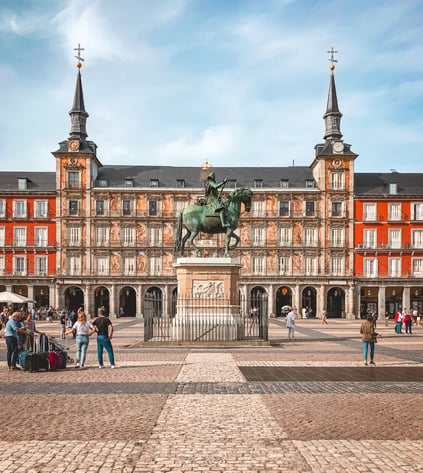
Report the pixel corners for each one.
[92,307,117,369]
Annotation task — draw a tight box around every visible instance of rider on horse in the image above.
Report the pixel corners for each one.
[204,172,229,228]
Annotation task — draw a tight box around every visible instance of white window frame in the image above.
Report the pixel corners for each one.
[149,256,162,275]
[330,257,344,276]
[411,203,423,221]
[148,227,162,246]
[252,200,265,217]
[364,258,378,277]
[330,172,345,190]
[67,256,81,275]
[279,201,290,217]
[364,229,377,249]
[411,229,423,249]
[412,258,423,276]
[13,256,26,275]
[279,227,291,246]
[330,228,344,247]
[388,229,402,249]
[94,256,109,275]
[0,255,4,275]
[34,256,48,276]
[388,203,401,221]
[123,256,136,275]
[13,227,27,247]
[174,200,188,215]
[252,256,266,275]
[253,227,265,246]
[304,257,317,275]
[122,227,135,246]
[13,200,27,218]
[0,200,5,218]
[389,258,402,277]
[0,226,5,246]
[34,200,48,218]
[279,256,291,275]
[34,227,48,247]
[303,228,317,247]
[363,203,377,222]
[67,227,81,246]
[95,227,109,247]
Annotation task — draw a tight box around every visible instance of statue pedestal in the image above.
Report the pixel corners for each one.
[173,257,242,341]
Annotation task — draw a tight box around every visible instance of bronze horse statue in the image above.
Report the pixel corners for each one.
[174,187,252,257]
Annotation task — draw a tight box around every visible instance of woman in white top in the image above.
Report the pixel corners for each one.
[67,311,94,369]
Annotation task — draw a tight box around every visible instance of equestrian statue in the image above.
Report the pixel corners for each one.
[174,172,252,257]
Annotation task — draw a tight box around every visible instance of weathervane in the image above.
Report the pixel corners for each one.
[327,46,338,71]
[74,43,85,68]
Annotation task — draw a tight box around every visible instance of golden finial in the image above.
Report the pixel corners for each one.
[327,46,338,71]
[74,43,85,68]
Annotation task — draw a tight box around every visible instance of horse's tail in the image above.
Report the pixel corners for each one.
[174,210,183,251]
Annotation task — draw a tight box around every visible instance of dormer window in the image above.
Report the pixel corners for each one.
[125,178,134,188]
[98,179,108,187]
[150,179,159,188]
[306,179,314,189]
[176,179,185,188]
[389,183,398,195]
[227,179,237,189]
[18,178,29,190]
[253,179,263,189]
[280,179,289,189]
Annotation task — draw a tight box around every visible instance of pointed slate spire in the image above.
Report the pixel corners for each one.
[68,65,89,141]
[323,69,343,142]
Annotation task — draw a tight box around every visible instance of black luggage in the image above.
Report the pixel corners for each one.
[57,351,67,369]
[39,333,49,352]
[24,352,49,372]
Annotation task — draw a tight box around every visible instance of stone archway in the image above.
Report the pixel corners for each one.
[145,286,163,317]
[65,286,84,312]
[327,287,345,318]
[94,286,110,316]
[119,286,136,317]
[301,286,316,318]
[276,286,293,317]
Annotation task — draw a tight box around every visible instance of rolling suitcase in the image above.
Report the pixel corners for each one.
[48,351,60,372]
[57,351,67,369]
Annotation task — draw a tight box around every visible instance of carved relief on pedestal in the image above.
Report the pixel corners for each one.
[193,280,224,298]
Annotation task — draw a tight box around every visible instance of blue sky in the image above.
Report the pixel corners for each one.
[0,0,422,173]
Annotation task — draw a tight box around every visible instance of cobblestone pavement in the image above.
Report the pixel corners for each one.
[0,317,423,472]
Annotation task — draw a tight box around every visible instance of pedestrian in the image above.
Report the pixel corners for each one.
[404,311,413,334]
[5,312,27,370]
[60,310,67,339]
[67,310,93,369]
[360,313,380,366]
[285,308,295,341]
[321,309,328,325]
[372,311,378,328]
[92,307,117,368]
[69,310,78,338]
[24,312,43,351]
[394,310,402,334]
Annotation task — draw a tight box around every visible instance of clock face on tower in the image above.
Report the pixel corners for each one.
[333,141,344,153]
[68,140,80,152]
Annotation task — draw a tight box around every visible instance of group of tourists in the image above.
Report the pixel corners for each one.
[394,308,420,334]
[2,305,117,371]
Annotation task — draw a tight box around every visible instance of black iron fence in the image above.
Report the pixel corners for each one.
[144,294,268,342]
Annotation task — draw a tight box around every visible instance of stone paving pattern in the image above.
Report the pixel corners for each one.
[0,317,423,472]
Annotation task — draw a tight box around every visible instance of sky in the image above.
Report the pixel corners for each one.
[0,0,422,173]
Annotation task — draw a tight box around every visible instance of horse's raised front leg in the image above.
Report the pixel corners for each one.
[228,231,240,251]
[224,229,240,256]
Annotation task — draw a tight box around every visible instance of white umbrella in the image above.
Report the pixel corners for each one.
[0,291,34,304]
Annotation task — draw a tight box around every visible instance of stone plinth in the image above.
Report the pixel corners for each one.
[173,257,243,341]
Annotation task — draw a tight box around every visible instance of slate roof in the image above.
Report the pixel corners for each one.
[0,172,56,192]
[355,173,423,197]
[95,165,316,189]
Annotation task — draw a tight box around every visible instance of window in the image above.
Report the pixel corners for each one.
[330,172,345,190]
[331,202,342,217]
[149,256,162,275]
[253,227,265,246]
[330,228,344,247]
[125,178,134,188]
[97,179,108,187]
[34,200,48,218]
[174,200,187,214]
[96,200,105,215]
[305,201,315,216]
[0,255,4,275]
[34,227,48,247]
[34,256,48,276]
[122,227,135,246]
[148,227,162,246]
[303,228,317,246]
[227,179,237,189]
[279,201,289,217]
[67,256,81,275]
[389,258,401,277]
[252,200,265,217]
[18,178,28,190]
[412,258,423,276]
[330,257,344,276]
[0,200,5,218]
[150,179,159,188]
[252,256,266,275]
[364,229,376,249]
[253,179,263,188]
[122,200,132,216]
[279,227,291,246]
[13,227,26,247]
[13,200,27,218]
[176,179,185,188]
[95,227,109,246]
[94,257,109,275]
[123,256,136,275]
[364,258,378,277]
[0,227,4,246]
[149,200,157,216]
[13,256,26,275]
[304,257,317,275]
[68,200,79,216]
[388,203,401,221]
[388,229,402,249]
[67,171,80,188]
[412,230,423,249]
[279,256,291,275]
[67,227,81,246]
[389,183,398,194]
[305,179,314,189]
[363,203,377,221]
[280,180,289,189]
[411,203,423,221]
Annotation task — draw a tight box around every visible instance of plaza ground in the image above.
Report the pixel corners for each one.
[1,317,422,472]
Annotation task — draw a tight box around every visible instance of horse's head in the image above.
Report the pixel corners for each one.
[228,187,252,212]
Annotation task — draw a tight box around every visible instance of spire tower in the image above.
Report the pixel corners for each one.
[323,47,343,142]
[69,46,89,142]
